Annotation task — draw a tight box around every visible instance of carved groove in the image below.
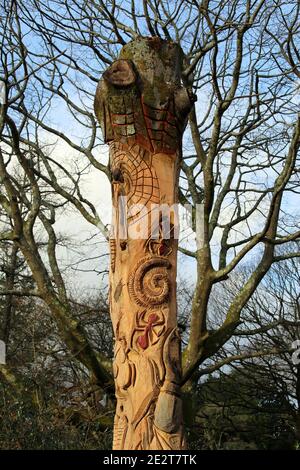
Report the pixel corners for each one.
[110,238,116,272]
[113,413,128,450]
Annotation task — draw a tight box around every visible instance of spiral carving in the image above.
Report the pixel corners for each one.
[110,142,160,211]
[128,256,171,307]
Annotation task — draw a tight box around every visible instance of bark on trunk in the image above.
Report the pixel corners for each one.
[1,244,18,347]
[94,37,194,450]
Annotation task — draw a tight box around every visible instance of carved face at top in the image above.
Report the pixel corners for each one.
[94,37,195,154]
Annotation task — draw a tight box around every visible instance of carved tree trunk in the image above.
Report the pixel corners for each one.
[94,37,194,450]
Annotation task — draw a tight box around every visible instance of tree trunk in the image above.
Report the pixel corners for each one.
[94,37,194,450]
[1,244,18,347]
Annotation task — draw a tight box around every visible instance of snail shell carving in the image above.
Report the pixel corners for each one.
[128,256,171,307]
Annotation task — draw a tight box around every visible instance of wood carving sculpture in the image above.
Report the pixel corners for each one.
[94,37,194,450]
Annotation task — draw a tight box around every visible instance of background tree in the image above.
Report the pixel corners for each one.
[0,242,114,449]
[186,256,300,449]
